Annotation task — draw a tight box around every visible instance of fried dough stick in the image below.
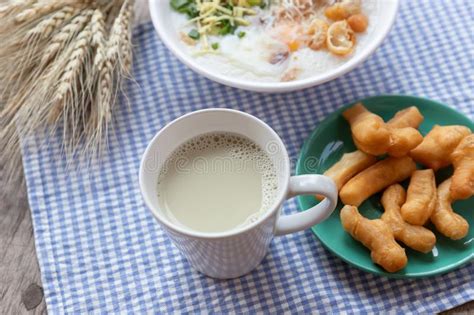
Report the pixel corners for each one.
[340,205,407,272]
[400,169,437,225]
[386,106,424,129]
[386,127,423,158]
[450,134,474,200]
[410,125,471,170]
[340,156,417,206]
[342,103,391,156]
[343,104,423,157]
[381,184,436,253]
[386,106,424,157]
[316,150,377,200]
[431,178,469,240]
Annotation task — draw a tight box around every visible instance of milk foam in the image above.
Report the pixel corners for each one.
[157,132,278,232]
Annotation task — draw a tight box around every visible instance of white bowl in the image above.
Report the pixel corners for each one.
[149,0,399,93]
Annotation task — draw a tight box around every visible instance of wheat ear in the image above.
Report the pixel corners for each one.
[91,9,107,66]
[25,6,80,41]
[14,0,94,23]
[0,0,34,18]
[85,8,112,154]
[49,23,94,123]
[41,9,93,65]
[15,2,68,23]
[0,1,136,177]
[86,9,107,139]
[108,0,134,76]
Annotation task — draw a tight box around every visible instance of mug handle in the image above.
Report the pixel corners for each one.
[274,175,338,236]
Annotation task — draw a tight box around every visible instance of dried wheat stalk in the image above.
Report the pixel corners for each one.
[25,5,80,41]
[0,0,34,19]
[109,0,134,76]
[51,23,94,123]
[88,8,111,151]
[0,0,135,180]
[41,9,94,65]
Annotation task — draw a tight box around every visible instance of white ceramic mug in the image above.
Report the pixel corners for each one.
[139,109,337,279]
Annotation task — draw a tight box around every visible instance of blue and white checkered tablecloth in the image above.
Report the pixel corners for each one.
[22,0,473,313]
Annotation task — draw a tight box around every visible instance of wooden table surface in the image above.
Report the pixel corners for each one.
[0,162,472,313]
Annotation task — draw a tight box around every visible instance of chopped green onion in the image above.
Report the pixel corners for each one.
[183,3,199,18]
[188,29,200,40]
[219,20,237,35]
[171,0,256,49]
[170,0,198,18]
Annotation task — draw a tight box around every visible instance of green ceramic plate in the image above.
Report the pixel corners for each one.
[296,95,474,278]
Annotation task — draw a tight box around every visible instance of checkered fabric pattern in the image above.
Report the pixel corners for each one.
[22,1,473,313]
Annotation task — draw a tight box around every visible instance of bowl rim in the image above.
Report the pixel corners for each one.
[148,0,400,93]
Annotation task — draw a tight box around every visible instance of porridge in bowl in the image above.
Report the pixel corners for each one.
[170,0,379,82]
